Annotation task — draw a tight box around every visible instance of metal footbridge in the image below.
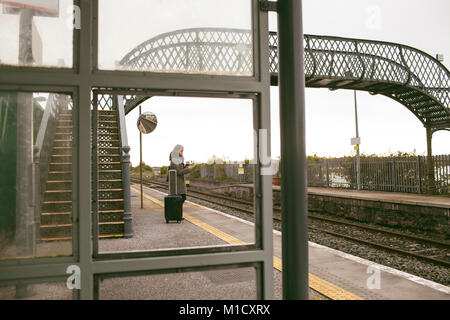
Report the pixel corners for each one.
[118,28,450,132]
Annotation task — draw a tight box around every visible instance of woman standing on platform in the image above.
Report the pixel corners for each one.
[169,144,195,208]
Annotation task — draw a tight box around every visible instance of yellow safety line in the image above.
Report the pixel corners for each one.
[183,214,245,245]
[132,187,243,244]
[132,187,364,300]
[272,256,363,300]
[131,186,164,207]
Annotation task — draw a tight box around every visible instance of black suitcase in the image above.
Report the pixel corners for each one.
[164,195,183,223]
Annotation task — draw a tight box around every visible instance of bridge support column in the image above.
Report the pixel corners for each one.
[278,0,309,300]
[425,127,435,195]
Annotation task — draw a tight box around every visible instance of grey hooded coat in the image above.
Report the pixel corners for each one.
[169,144,192,195]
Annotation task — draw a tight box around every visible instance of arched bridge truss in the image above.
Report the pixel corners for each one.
[116,28,449,132]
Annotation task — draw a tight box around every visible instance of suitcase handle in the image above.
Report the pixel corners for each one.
[168,169,177,195]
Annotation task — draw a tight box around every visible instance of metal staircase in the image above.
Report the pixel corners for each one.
[95,109,125,238]
[39,99,126,241]
[39,106,74,240]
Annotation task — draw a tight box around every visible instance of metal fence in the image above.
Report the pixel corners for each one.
[307,155,450,195]
[191,163,256,183]
[189,156,450,195]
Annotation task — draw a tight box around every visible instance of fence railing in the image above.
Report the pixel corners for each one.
[307,155,449,195]
[188,156,449,195]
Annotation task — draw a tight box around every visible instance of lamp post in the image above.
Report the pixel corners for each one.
[345,70,361,190]
[353,90,361,190]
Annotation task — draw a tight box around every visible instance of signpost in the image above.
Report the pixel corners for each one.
[351,90,361,190]
[238,164,244,183]
[136,108,158,209]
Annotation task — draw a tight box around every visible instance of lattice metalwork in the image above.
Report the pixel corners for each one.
[92,93,115,111]
[270,32,450,131]
[119,28,252,76]
[119,28,449,131]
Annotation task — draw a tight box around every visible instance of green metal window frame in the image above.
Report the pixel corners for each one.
[0,0,274,300]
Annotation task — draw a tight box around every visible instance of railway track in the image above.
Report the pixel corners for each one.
[131,178,450,269]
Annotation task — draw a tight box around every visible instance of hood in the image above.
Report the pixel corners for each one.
[170,144,184,165]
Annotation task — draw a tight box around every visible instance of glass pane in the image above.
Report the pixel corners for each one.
[92,94,257,254]
[0,0,74,67]
[98,0,253,76]
[0,92,73,259]
[98,267,257,299]
[0,281,73,300]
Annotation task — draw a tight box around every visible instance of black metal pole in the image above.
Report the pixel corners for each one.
[278,0,309,299]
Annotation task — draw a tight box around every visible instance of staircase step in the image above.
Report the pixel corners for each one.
[42,200,72,212]
[98,154,121,158]
[55,127,73,134]
[54,139,73,143]
[51,155,72,163]
[99,174,123,180]
[98,144,121,149]
[98,113,116,117]
[52,147,73,155]
[97,132,119,135]
[44,190,72,201]
[98,120,118,124]
[99,180,123,189]
[99,189,124,201]
[40,224,72,238]
[98,164,122,171]
[46,181,72,191]
[41,212,72,225]
[49,163,72,171]
[99,199,124,211]
[99,209,124,213]
[48,171,72,179]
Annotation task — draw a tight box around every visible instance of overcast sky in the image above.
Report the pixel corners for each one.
[0,0,448,167]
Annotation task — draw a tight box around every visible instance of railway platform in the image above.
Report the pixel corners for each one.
[97,183,449,300]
